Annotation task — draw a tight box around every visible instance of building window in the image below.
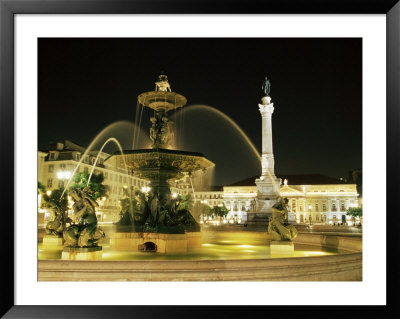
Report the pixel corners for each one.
[315,204,319,212]
[48,165,54,173]
[60,163,66,170]
[341,202,345,211]
[323,204,327,212]
[75,153,80,161]
[50,153,55,160]
[316,214,319,221]
[292,200,296,211]
[332,203,337,212]
[58,180,64,188]
[47,178,52,188]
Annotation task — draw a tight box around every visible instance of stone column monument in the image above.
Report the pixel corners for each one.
[247,77,281,226]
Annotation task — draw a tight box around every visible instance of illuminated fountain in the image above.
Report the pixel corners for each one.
[105,75,215,253]
[38,76,362,281]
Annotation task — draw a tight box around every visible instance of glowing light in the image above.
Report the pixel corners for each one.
[284,179,288,185]
[237,245,253,248]
[141,186,151,193]
[172,193,177,198]
[57,171,71,180]
[46,190,52,196]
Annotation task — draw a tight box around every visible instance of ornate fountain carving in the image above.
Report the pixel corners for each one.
[109,75,214,234]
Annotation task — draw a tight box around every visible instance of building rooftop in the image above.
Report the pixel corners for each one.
[227,174,347,187]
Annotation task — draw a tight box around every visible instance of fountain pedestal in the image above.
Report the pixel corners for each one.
[270,240,294,256]
[61,246,103,260]
[42,235,63,249]
[110,231,202,253]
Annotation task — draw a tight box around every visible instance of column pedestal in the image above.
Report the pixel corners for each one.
[251,95,282,226]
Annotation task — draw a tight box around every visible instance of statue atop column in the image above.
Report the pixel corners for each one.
[262,76,271,97]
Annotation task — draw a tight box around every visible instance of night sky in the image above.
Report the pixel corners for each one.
[38,38,362,186]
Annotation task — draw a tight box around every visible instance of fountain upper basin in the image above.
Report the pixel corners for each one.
[106,148,215,180]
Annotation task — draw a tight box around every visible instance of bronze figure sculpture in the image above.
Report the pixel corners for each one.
[63,188,105,247]
[268,197,298,241]
[262,76,271,96]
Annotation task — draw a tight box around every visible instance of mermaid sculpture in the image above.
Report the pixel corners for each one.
[63,187,105,247]
[268,197,298,241]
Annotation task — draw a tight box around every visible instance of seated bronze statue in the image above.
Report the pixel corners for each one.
[63,188,105,247]
[268,197,298,241]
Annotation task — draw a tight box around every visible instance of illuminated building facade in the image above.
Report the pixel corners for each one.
[38,141,359,225]
[38,140,189,222]
[221,174,359,225]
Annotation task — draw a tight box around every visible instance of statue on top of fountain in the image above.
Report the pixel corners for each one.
[155,74,172,92]
[268,197,298,241]
[150,112,170,149]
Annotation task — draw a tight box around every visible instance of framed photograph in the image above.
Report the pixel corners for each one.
[1,0,398,317]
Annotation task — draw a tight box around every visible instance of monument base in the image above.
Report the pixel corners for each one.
[61,246,102,260]
[42,235,63,249]
[110,231,202,253]
[270,240,295,256]
[287,212,296,225]
[246,212,270,226]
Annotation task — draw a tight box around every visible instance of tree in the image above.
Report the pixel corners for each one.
[346,207,362,218]
[42,188,68,212]
[70,171,107,200]
[202,205,213,217]
[38,181,46,194]
[211,205,229,218]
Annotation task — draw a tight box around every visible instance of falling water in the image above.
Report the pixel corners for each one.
[60,121,146,199]
[173,104,261,164]
[171,104,280,195]
[189,174,195,197]
[87,137,128,186]
[132,101,146,150]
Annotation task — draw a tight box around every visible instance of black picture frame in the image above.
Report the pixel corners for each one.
[1,0,398,317]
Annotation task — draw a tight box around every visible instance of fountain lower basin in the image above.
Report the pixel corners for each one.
[38,231,362,281]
